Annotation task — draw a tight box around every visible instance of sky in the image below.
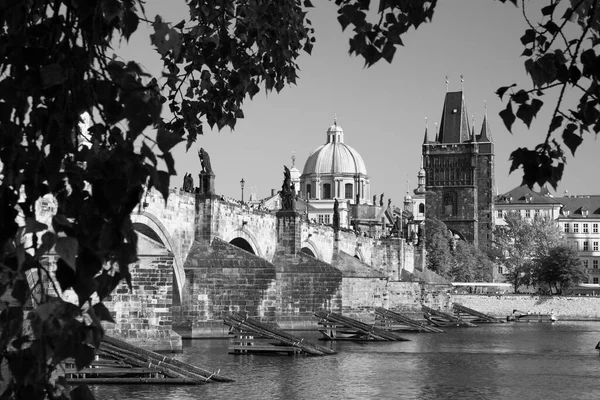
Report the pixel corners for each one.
[117,0,599,206]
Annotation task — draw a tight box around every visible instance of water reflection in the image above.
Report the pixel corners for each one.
[90,322,600,400]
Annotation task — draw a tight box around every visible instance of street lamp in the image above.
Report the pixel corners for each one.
[240,178,245,203]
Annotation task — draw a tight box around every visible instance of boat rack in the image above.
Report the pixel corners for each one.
[452,303,505,324]
[223,312,336,356]
[64,335,232,385]
[315,310,409,341]
[422,305,477,327]
[374,307,444,333]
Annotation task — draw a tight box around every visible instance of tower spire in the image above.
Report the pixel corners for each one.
[445,75,449,92]
[460,75,464,91]
[434,122,439,142]
[479,100,492,142]
[423,117,429,144]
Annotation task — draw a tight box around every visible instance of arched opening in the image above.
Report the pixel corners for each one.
[448,228,467,242]
[418,203,425,214]
[301,247,315,257]
[230,237,255,254]
[133,223,164,245]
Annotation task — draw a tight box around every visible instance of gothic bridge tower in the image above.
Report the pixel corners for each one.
[422,90,495,250]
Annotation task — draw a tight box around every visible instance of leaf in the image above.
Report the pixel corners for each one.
[56,258,77,292]
[562,124,583,155]
[496,84,516,100]
[549,115,564,134]
[156,126,184,153]
[52,214,73,233]
[499,102,516,132]
[122,9,139,41]
[153,170,171,203]
[40,64,67,89]
[512,89,529,104]
[92,303,115,323]
[11,278,28,304]
[541,3,558,16]
[75,344,96,371]
[520,29,536,45]
[24,217,47,234]
[55,237,79,270]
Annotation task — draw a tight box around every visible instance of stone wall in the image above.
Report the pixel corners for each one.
[174,237,278,337]
[104,234,181,351]
[452,294,600,320]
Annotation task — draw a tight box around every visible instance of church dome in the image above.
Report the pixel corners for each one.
[302,121,368,176]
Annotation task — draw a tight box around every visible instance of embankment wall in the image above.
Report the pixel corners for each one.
[452,294,600,320]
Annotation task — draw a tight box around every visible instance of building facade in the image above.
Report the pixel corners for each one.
[494,185,600,284]
[422,90,495,250]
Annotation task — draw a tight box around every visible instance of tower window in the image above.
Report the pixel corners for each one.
[345,183,353,199]
[418,203,425,214]
[323,183,331,199]
[443,192,456,217]
[306,184,312,199]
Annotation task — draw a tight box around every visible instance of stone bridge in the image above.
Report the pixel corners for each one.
[37,188,447,351]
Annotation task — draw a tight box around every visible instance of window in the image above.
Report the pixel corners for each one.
[322,183,331,199]
[419,203,425,214]
[443,192,456,217]
[574,223,579,233]
[594,259,599,269]
[525,209,531,218]
[497,210,503,219]
[583,278,589,284]
[594,223,598,233]
[498,266,503,274]
[318,215,324,224]
[306,184,312,199]
[584,260,589,269]
[584,241,589,251]
[573,241,579,250]
[595,242,599,251]
[594,278,599,284]
[564,223,570,233]
[584,223,589,233]
[534,209,540,217]
[344,183,353,199]
[324,214,331,224]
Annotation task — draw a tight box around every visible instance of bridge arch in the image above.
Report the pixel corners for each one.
[131,212,185,302]
[223,228,263,258]
[300,240,322,260]
[354,248,365,262]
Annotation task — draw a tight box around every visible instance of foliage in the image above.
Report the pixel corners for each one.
[425,217,494,281]
[451,241,494,282]
[537,245,586,294]
[497,0,600,189]
[491,212,564,292]
[0,0,319,398]
[424,217,454,277]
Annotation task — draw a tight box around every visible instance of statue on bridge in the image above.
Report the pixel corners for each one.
[182,173,194,193]
[198,148,213,174]
[333,198,340,231]
[373,195,376,205]
[379,193,384,206]
[279,165,296,210]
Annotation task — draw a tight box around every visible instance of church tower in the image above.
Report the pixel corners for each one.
[422,88,495,250]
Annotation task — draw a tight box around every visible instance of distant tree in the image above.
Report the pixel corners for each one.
[491,212,564,292]
[451,241,494,282]
[425,217,454,277]
[425,218,494,281]
[537,245,586,294]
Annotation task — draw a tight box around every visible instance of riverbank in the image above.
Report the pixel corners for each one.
[451,294,600,321]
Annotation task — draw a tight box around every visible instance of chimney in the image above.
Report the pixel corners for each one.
[271,189,277,196]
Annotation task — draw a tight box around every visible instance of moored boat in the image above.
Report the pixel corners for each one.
[507,309,557,323]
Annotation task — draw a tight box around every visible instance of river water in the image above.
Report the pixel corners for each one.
[91,321,600,400]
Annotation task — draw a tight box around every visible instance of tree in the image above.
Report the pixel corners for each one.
[451,241,494,282]
[424,217,454,277]
[425,217,494,281]
[537,245,586,294]
[491,212,564,292]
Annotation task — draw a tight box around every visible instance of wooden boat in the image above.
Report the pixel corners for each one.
[507,310,557,323]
